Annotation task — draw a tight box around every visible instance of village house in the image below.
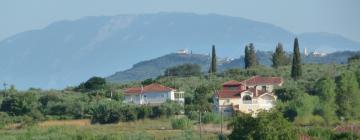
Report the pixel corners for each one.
[213,76,283,116]
[124,83,185,105]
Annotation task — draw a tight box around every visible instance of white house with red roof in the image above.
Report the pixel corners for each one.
[124,83,185,105]
[214,76,283,116]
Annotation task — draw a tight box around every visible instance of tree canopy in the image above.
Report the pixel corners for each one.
[244,43,258,69]
[77,76,107,92]
[336,71,360,120]
[229,111,297,140]
[272,43,290,68]
[164,63,202,77]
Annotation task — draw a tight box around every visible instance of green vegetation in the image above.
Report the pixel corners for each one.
[314,77,337,125]
[76,76,107,92]
[244,43,258,69]
[336,71,360,121]
[1,44,360,139]
[171,118,192,129]
[291,37,302,80]
[272,43,290,68]
[209,45,217,74]
[0,119,217,140]
[229,111,297,140]
[164,64,202,77]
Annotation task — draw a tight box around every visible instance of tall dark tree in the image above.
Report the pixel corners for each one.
[244,45,250,68]
[209,45,217,73]
[291,38,302,80]
[244,43,258,69]
[272,43,290,68]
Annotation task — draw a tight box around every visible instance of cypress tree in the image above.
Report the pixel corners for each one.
[244,45,250,68]
[209,45,217,73]
[244,43,258,69]
[272,43,289,68]
[291,38,302,80]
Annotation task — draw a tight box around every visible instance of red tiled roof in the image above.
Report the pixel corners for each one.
[125,83,174,95]
[125,87,142,94]
[241,76,283,86]
[217,88,270,98]
[223,80,243,86]
[217,89,244,98]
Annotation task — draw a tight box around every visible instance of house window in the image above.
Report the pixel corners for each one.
[243,95,252,104]
[262,86,267,91]
[175,92,183,98]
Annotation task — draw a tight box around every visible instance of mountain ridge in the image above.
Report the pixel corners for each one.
[0,12,359,89]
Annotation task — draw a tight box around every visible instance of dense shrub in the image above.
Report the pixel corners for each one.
[89,100,184,124]
[307,127,333,140]
[121,105,138,121]
[332,132,359,140]
[158,101,183,117]
[0,112,10,129]
[186,110,199,120]
[229,111,297,140]
[164,63,202,77]
[89,100,123,124]
[0,92,38,116]
[171,118,192,129]
[202,112,221,124]
[137,105,152,119]
[76,76,107,92]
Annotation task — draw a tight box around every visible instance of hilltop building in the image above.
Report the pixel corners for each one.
[213,76,283,116]
[176,49,190,55]
[124,83,185,105]
[311,51,327,57]
[304,48,308,56]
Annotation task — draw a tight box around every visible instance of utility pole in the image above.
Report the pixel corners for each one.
[3,82,7,97]
[199,111,202,140]
[221,108,223,136]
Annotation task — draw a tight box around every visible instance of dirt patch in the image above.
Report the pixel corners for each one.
[194,123,231,135]
[38,119,91,127]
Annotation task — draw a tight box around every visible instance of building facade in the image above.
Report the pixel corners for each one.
[124,83,184,105]
[213,76,283,116]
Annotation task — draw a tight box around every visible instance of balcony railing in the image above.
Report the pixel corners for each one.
[243,100,252,104]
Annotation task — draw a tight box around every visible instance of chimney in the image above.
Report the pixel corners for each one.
[141,85,144,93]
[254,86,258,97]
[240,84,245,91]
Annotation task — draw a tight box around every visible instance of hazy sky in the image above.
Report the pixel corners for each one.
[1,0,360,41]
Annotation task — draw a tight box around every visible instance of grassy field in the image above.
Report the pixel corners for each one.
[0,119,220,140]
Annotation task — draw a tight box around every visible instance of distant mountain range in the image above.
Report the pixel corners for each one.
[0,12,359,89]
[107,51,359,83]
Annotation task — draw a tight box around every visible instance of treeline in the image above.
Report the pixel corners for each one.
[0,77,184,128]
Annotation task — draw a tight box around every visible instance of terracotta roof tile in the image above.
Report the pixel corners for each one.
[217,89,244,98]
[124,83,174,95]
[143,83,174,92]
[223,80,243,86]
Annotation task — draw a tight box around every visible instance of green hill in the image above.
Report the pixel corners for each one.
[107,51,359,83]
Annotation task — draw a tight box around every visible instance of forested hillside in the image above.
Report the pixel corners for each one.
[107,51,359,83]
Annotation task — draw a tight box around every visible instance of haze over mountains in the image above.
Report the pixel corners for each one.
[0,12,359,89]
